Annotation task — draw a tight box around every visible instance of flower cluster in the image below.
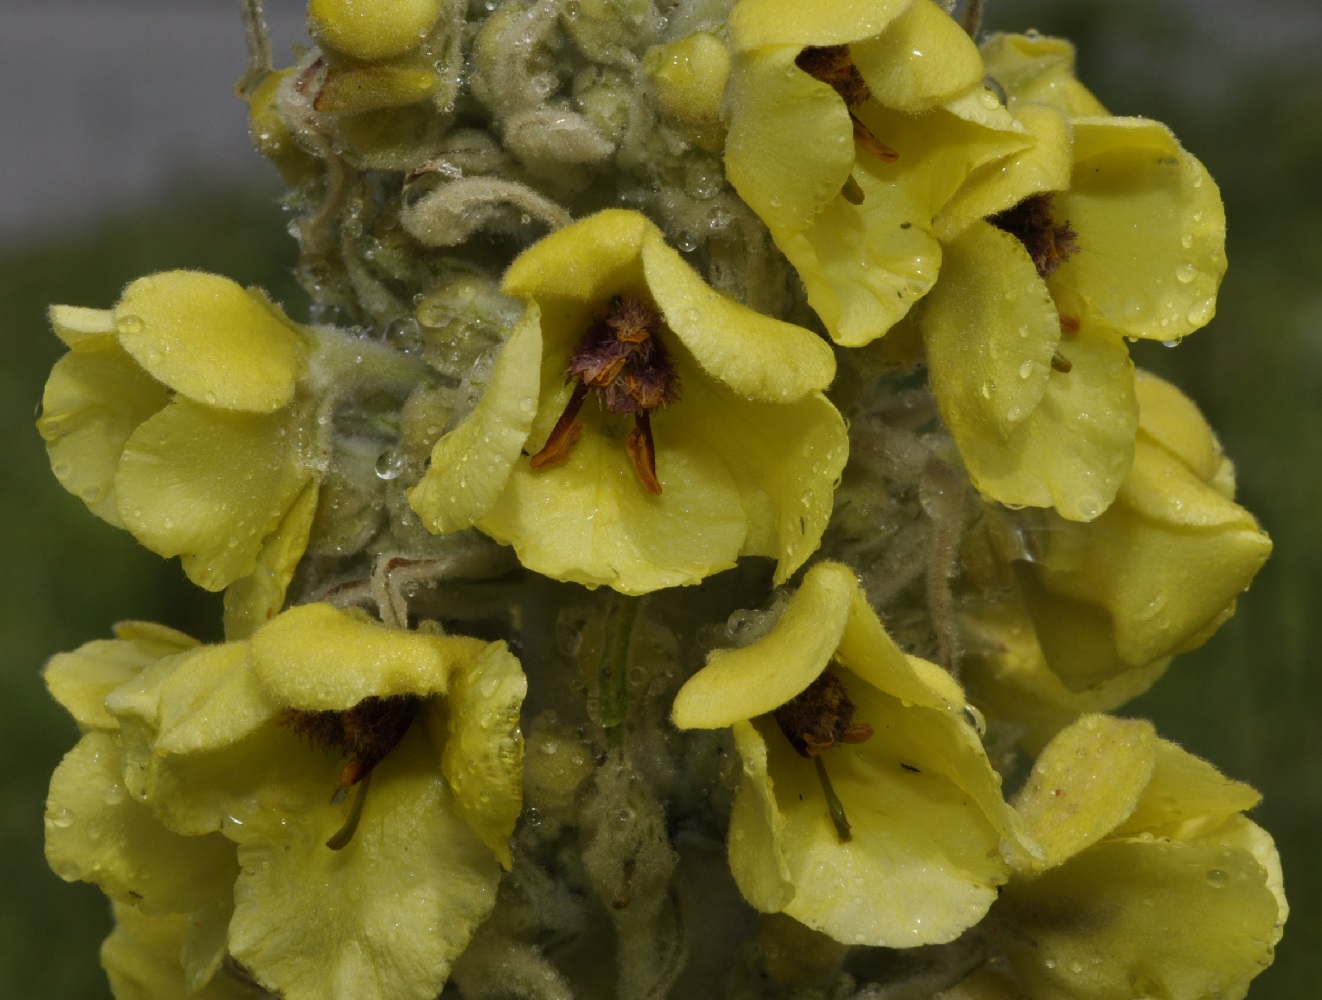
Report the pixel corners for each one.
[39,1,1283,998]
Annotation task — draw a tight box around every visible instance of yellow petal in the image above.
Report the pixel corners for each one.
[959,600,1168,752]
[49,303,118,350]
[45,731,239,914]
[116,399,314,591]
[222,478,321,640]
[44,627,198,732]
[1048,117,1226,342]
[102,904,254,1000]
[724,49,856,239]
[924,222,1139,520]
[146,644,280,756]
[726,720,797,913]
[407,308,541,534]
[979,33,1108,116]
[502,208,650,306]
[115,271,307,412]
[728,0,912,50]
[753,712,1007,946]
[479,407,749,594]
[250,603,482,709]
[936,103,1074,239]
[998,837,1282,1000]
[1133,369,1224,484]
[851,0,983,112]
[1011,714,1155,870]
[1113,738,1260,840]
[1028,439,1271,671]
[227,728,501,1000]
[672,563,855,729]
[641,228,836,399]
[38,347,171,527]
[437,641,526,867]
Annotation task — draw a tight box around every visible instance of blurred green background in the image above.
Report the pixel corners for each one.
[2,1,1317,997]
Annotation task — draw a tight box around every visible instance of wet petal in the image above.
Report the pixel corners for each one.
[38,347,171,528]
[925,222,1139,520]
[851,0,983,112]
[997,837,1281,1000]
[222,478,321,640]
[673,563,855,729]
[101,903,253,1000]
[44,626,199,732]
[728,0,911,51]
[45,731,239,914]
[116,399,314,591]
[979,33,1108,116]
[114,271,308,412]
[250,603,482,709]
[1048,117,1226,342]
[408,308,541,534]
[227,729,502,1000]
[436,641,526,867]
[1011,714,1155,871]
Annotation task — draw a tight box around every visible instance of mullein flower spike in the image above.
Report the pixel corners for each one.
[38,1,1281,997]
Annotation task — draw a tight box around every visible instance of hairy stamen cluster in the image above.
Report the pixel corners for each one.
[774,670,874,842]
[990,193,1079,279]
[281,694,423,848]
[530,296,681,495]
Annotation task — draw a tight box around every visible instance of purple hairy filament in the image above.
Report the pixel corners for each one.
[529,296,681,495]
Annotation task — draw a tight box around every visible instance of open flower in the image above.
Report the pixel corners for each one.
[46,605,525,1000]
[723,0,1031,346]
[960,371,1271,747]
[987,714,1285,999]
[38,271,424,635]
[43,621,244,996]
[672,561,1026,946]
[408,209,847,594]
[920,94,1226,520]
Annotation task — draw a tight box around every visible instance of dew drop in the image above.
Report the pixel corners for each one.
[115,314,144,335]
[1175,263,1197,284]
[50,809,75,829]
[1206,868,1229,887]
[1186,299,1214,326]
[1180,233,1194,249]
[375,449,404,480]
[1017,360,1034,379]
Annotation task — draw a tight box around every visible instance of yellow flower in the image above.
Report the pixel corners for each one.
[672,562,1026,946]
[920,101,1226,520]
[408,209,848,595]
[960,371,1271,747]
[46,605,525,1000]
[38,271,423,636]
[43,621,242,996]
[723,0,1031,346]
[101,903,257,1000]
[988,714,1285,999]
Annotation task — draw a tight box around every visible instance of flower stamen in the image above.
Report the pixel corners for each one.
[773,671,875,843]
[529,296,679,493]
[990,193,1079,278]
[281,694,422,849]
